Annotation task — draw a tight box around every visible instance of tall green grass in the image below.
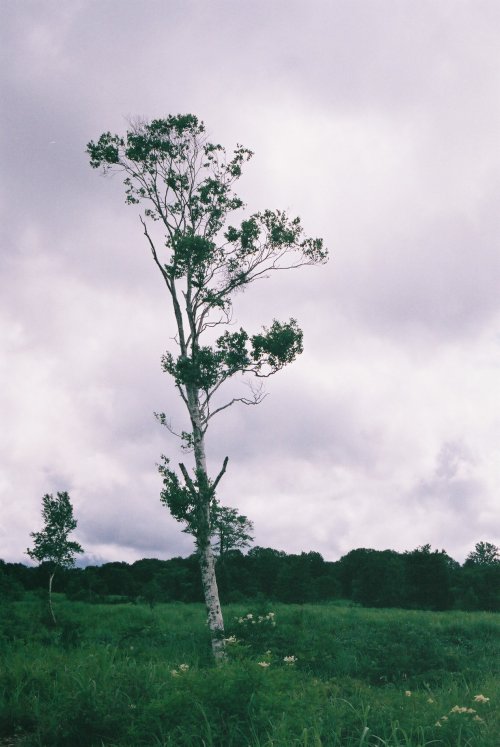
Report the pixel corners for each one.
[0,596,498,746]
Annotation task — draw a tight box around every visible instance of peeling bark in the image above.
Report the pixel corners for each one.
[199,537,226,661]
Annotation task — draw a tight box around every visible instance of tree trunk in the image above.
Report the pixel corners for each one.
[199,536,226,661]
[48,572,57,626]
[187,387,226,662]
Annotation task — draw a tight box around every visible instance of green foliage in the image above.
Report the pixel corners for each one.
[87,113,326,500]
[0,600,498,746]
[6,538,500,611]
[251,318,303,373]
[160,319,303,393]
[87,114,250,240]
[182,504,254,557]
[211,506,254,557]
[26,492,83,572]
[158,457,221,535]
[26,492,83,625]
[465,541,500,567]
[0,561,24,602]
[158,457,197,524]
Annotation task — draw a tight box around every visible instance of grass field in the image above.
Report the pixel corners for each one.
[0,596,498,746]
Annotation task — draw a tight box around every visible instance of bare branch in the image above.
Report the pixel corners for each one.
[210,456,229,497]
[207,390,267,421]
[154,412,183,439]
[139,217,172,290]
[179,463,197,498]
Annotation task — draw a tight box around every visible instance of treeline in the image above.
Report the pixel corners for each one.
[1,543,498,612]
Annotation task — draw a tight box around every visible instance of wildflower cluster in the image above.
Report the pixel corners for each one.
[473,694,490,703]
[171,663,190,677]
[230,611,278,654]
[235,612,276,626]
[255,652,298,668]
[435,694,490,727]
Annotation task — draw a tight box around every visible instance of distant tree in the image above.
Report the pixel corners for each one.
[142,577,164,608]
[132,558,169,585]
[212,505,254,557]
[87,114,327,660]
[275,552,325,603]
[338,549,406,608]
[214,549,259,601]
[98,562,138,598]
[0,560,24,601]
[464,541,500,566]
[184,504,254,557]
[337,548,377,600]
[247,547,287,598]
[403,545,455,611]
[26,492,83,624]
[459,541,500,612]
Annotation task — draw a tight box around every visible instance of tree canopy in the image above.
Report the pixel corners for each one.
[87,115,327,448]
[26,492,83,572]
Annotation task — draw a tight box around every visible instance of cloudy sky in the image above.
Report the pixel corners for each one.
[1,0,499,565]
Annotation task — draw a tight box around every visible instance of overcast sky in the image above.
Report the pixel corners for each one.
[1,0,499,565]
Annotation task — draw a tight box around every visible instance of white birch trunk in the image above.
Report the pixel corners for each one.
[187,387,226,663]
[199,535,226,661]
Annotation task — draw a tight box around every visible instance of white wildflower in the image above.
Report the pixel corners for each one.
[178,663,189,672]
[473,694,490,703]
[405,691,412,697]
[283,655,297,664]
[258,661,270,667]
[448,705,479,716]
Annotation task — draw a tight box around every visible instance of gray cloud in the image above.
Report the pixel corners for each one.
[1,0,499,564]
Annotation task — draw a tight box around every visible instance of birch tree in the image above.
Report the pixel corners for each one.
[26,492,83,625]
[87,114,327,660]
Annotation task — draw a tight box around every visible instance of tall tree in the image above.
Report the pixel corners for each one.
[87,114,327,660]
[26,492,83,625]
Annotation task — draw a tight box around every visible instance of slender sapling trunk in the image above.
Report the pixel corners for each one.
[48,571,57,626]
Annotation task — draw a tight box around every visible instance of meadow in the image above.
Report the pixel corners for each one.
[0,596,498,746]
